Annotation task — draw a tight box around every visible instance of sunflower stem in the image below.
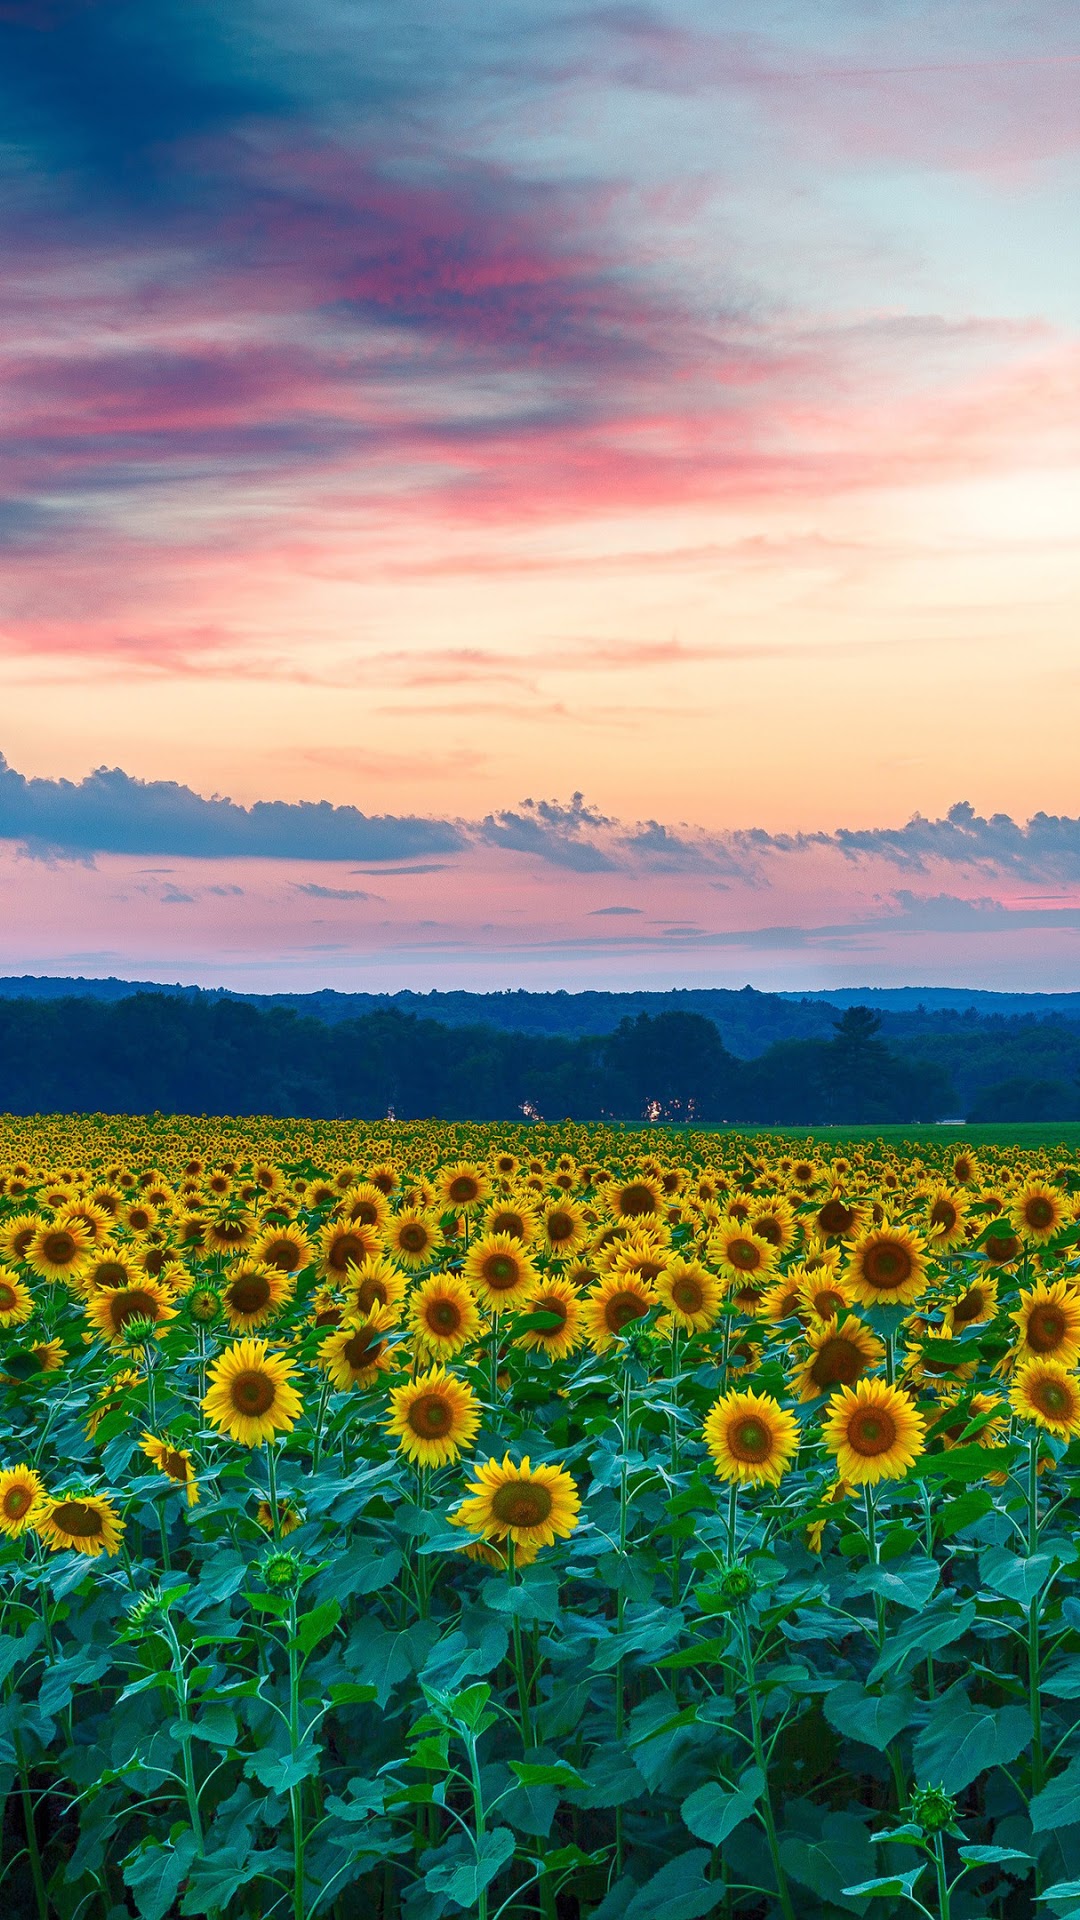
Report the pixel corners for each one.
[286,1590,306,1920]
[311,1375,332,1472]
[162,1611,204,1858]
[266,1441,282,1542]
[1028,1430,1046,1802]
[14,1727,49,1920]
[737,1608,796,1920]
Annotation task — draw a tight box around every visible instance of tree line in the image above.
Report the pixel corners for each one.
[0,993,957,1122]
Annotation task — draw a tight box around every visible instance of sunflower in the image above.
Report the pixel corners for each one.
[342,1254,405,1319]
[254,1224,313,1276]
[514,1278,583,1359]
[25,1218,92,1284]
[756,1275,804,1323]
[140,1435,199,1505]
[84,1246,141,1292]
[795,1270,852,1322]
[611,1174,664,1221]
[709,1220,777,1286]
[203,1210,257,1256]
[979,1227,1022,1269]
[34,1491,124,1557]
[1011,1280,1080,1366]
[85,1280,177,1345]
[60,1201,113,1246]
[455,1454,580,1550]
[1011,1180,1068,1245]
[0,1212,40,1264]
[601,1233,670,1285]
[408,1274,482,1358]
[201,1339,303,1446]
[750,1197,798,1253]
[464,1234,538,1313]
[947,1276,998,1330]
[386,1365,481,1467]
[0,1465,46,1537]
[256,1499,303,1536]
[813,1194,870,1241]
[924,1187,967,1251]
[655,1258,723,1334]
[438,1163,490,1211]
[317,1218,382,1281]
[221,1260,295,1333]
[338,1182,391,1233]
[317,1306,398,1391]
[703,1388,800,1486]
[0,1268,33,1327]
[792,1315,884,1403]
[1009,1359,1080,1437]
[1,1339,66,1383]
[538,1200,589,1259]
[384,1210,440,1270]
[845,1226,927,1308]
[822,1378,926,1484]
[484,1200,537,1245]
[581,1272,656,1353]
[122,1198,159,1236]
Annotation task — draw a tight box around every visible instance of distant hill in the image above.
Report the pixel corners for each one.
[4,975,1080,1060]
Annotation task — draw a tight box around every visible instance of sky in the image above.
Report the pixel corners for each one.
[1,0,1078,992]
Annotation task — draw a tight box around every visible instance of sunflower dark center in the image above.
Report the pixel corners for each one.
[399,1224,429,1253]
[619,1185,656,1216]
[449,1178,479,1204]
[546,1211,574,1242]
[491,1482,553,1527]
[266,1239,303,1272]
[329,1235,367,1271]
[407,1393,453,1437]
[671,1277,705,1312]
[229,1275,272,1314]
[729,1417,770,1461]
[863,1242,913,1289]
[231,1370,276,1414]
[728,1239,762,1271]
[483,1256,519,1289]
[41,1231,77,1265]
[818,1201,854,1235]
[1028,1307,1066,1353]
[811,1338,865,1388]
[604,1290,649,1333]
[952,1288,985,1324]
[427,1299,462,1334]
[53,1500,104,1539]
[846,1407,897,1455]
[1026,1198,1055,1229]
[110,1290,161,1329]
[2,1484,33,1518]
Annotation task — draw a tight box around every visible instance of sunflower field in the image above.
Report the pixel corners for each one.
[4,1120,1080,1920]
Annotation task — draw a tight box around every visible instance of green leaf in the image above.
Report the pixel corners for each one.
[191,1702,238,1749]
[681,1768,764,1847]
[938,1489,993,1538]
[294,1597,341,1654]
[123,1833,199,1920]
[1043,1662,1080,1699]
[1030,1757,1080,1833]
[868,1599,976,1682]
[915,1444,1017,1482]
[244,1742,321,1792]
[622,1849,723,1920]
[424,1826,516,1905]
[327,1682,378,1706]
[842,1871,925,1899]
[0,1625,41,1687]
[509,1760,586,1790]
[658,1637,728,1671]
[913,1695,1031,1793]
[1036,1882,1080,1914]
[824,1682,916,1750]
[180,1847,292,1915]
[851,1558,940,1612]
[958,1845,1032,1870]
[781,1811,878,1910]
[981,1545,1060,1606]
